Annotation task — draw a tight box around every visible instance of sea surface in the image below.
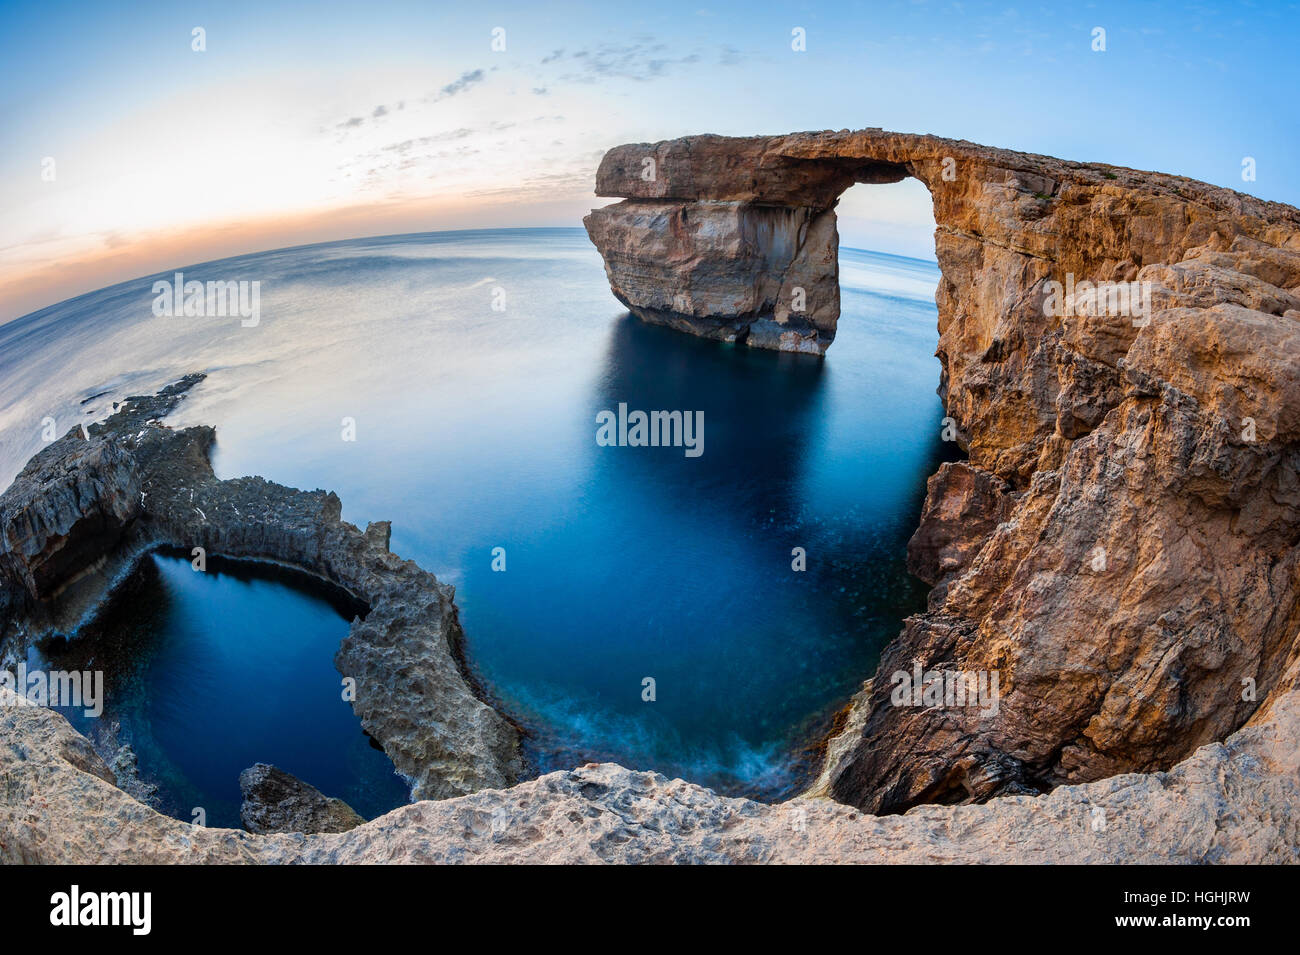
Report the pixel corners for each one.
[2,227,951,819]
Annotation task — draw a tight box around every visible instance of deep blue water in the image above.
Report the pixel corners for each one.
[1,227,950,813]
[29,553,409,828]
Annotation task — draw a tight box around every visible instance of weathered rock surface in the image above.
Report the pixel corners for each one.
[0,378,523,801]
[238,764,365,834]
[586,129,1300,364]
[584,200,840,353]
[3,678,1297,863]
[589,129,1300,817]
[906,461,1014,596]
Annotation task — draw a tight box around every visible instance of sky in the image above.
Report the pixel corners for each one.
[1,0,1297,321]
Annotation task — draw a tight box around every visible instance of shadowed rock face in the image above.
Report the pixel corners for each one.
[239,764,365,834]
[0,377,523,801]
[588,129,1300,815]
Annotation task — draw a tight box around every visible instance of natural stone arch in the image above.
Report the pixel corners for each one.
[584,135,916,355]
[585,128,1300,482]
[587,129,1300,814]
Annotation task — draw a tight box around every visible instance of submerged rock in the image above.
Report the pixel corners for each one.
[239,763,365,834]
[89,720,159,808]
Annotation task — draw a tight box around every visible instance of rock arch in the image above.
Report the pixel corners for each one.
[579,135,915,356]
[587,129,1300,813]
[585,127,1300,482]
[585,135,916,355]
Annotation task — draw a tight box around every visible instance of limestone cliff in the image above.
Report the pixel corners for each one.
[587,129,1300,814]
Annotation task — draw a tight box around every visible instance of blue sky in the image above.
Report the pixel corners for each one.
[2,0,1297,318]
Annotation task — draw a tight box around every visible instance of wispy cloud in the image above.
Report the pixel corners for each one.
[435,68,486,99]
[464,170,594,200]
[545,39,706,83]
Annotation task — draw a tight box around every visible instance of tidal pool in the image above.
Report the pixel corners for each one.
[29,552,410,828]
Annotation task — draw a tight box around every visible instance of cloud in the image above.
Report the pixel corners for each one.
[548,39,711,83]
[373,104,388,118]
[463,170,592,200]
[435,69,486,99]
[338,116,364,129]
[380,129,475,153]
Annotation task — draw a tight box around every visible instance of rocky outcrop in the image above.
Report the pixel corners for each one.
[3,678,1298,863]
[584,200,841,353]
[588,129,1300,816]
[0,377,523,801]
[238,764,365,834]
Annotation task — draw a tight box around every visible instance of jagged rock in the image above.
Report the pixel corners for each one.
[587,128,1300,816]
[906,462,1014,590]
[584,200,839,353]
[2,679,1298,863]
[89,721,159,807]
[0,433,144,631]
[0,377,523,801]
[238,764,364,834]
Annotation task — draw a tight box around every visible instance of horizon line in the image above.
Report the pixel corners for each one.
[1,227,940,330]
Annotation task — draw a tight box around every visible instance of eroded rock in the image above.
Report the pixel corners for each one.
[3,679,1297,863]
[906,461,1014,591]
[239,763,365,834]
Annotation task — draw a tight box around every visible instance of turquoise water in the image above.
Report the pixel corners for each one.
[0,228,950,809]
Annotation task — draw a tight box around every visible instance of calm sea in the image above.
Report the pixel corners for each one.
[4,228,951,820]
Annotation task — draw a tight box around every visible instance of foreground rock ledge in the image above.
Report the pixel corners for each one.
[590,128,1300,816]
[0,377,523,801]
[2,675,1297,863]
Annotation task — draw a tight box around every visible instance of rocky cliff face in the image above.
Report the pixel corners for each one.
[0,378,523,802]
[588,129,1300,814]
